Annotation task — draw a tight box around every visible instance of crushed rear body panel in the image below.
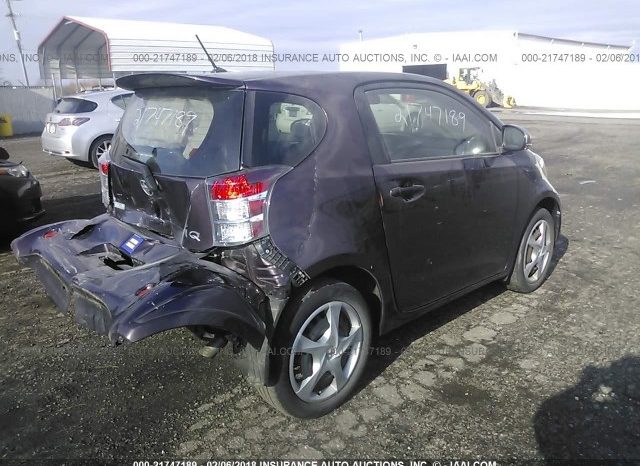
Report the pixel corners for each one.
[11,215,270,349]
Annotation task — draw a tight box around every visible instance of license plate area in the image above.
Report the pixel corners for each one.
[120,233,144,255]
[78,242,141,271]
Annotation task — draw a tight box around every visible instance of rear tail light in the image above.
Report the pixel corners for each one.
[208,167,289,246]
[58,117,90,126]
[99,161,110,208]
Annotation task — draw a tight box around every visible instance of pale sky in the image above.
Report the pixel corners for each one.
[1,0,638,84]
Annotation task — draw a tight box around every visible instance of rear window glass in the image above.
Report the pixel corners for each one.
[54,98,97,114]
[245,91,326,168]
[112,88,244,177]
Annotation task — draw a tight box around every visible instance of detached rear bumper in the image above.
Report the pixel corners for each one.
[11,215,270,349]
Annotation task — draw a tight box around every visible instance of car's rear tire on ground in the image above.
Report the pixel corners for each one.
[507,208,556,293]
[89,135,112,169]
[256,279,372,418]
[473,90,491,108]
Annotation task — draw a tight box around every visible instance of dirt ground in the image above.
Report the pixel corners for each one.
[1,114,639,461]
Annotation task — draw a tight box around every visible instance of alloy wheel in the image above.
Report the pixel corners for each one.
[289,301,363,402]
[96,140,111,158]
[524,219,552,282]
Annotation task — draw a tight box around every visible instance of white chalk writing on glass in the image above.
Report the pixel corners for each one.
[134,106,198,136]
[394,103,466,133]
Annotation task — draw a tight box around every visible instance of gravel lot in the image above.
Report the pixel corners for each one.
[1,114,639,461]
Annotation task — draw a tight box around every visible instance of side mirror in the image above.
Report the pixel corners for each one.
[0,147,9,161]
[502,124,531,152]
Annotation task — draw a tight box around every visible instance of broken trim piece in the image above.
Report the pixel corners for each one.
[254,237,309,287]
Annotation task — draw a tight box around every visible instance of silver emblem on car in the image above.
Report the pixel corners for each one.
[188,230,201,242]
[139,179,153,196]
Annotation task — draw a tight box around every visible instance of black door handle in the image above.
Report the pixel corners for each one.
[390,184,426,202]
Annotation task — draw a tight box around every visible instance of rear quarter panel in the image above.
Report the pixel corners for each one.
[72,105,120,158]
[265,82,397,329]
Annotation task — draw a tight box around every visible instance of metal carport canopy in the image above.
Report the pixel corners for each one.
[38,16,274,80]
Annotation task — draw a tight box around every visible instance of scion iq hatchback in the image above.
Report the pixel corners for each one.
[13,72,561,418]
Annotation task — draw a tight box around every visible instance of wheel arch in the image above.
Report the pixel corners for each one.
[314,265,383,336]
[243,259,390,388]
[285,265,384,338]
[88,133,114,157]
[535,195,562,240]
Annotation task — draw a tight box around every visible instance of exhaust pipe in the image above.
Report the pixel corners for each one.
[199,334,228,359]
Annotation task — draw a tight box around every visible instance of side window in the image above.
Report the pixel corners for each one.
[365,88,499,161]
[111,94,134,110]
[246,91,326,168]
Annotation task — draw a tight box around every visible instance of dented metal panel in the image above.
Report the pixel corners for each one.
[11,215,270,349]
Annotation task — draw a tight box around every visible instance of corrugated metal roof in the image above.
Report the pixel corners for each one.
[64,16,272,46]
[38,16,274,80]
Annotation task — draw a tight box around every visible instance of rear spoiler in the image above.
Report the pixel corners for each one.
[116,73,245,91]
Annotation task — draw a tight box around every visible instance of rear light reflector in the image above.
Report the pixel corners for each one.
[208,167,289,246]
[43,230,58,239]
[135,283,155,297]
[99,161,110,208]
[100,162,110,175]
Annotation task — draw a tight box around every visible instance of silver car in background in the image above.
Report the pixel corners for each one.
[41,89,132,168]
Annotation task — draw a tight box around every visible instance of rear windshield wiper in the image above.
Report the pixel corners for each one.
[120,144,162,177]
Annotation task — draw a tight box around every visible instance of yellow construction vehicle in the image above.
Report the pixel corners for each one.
[445,67,516,108]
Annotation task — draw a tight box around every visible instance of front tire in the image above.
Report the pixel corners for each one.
[507,208,555,293]
[257,279,372,418]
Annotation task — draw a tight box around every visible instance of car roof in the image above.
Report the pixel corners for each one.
[115,71,503,127]
[116,71,443,93]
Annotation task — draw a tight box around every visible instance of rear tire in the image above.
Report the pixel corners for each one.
[257,279,372,418]
[89,135,112,169]
[507,208,555,293]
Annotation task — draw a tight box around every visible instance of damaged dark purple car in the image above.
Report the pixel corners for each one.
[12,71,560,417]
